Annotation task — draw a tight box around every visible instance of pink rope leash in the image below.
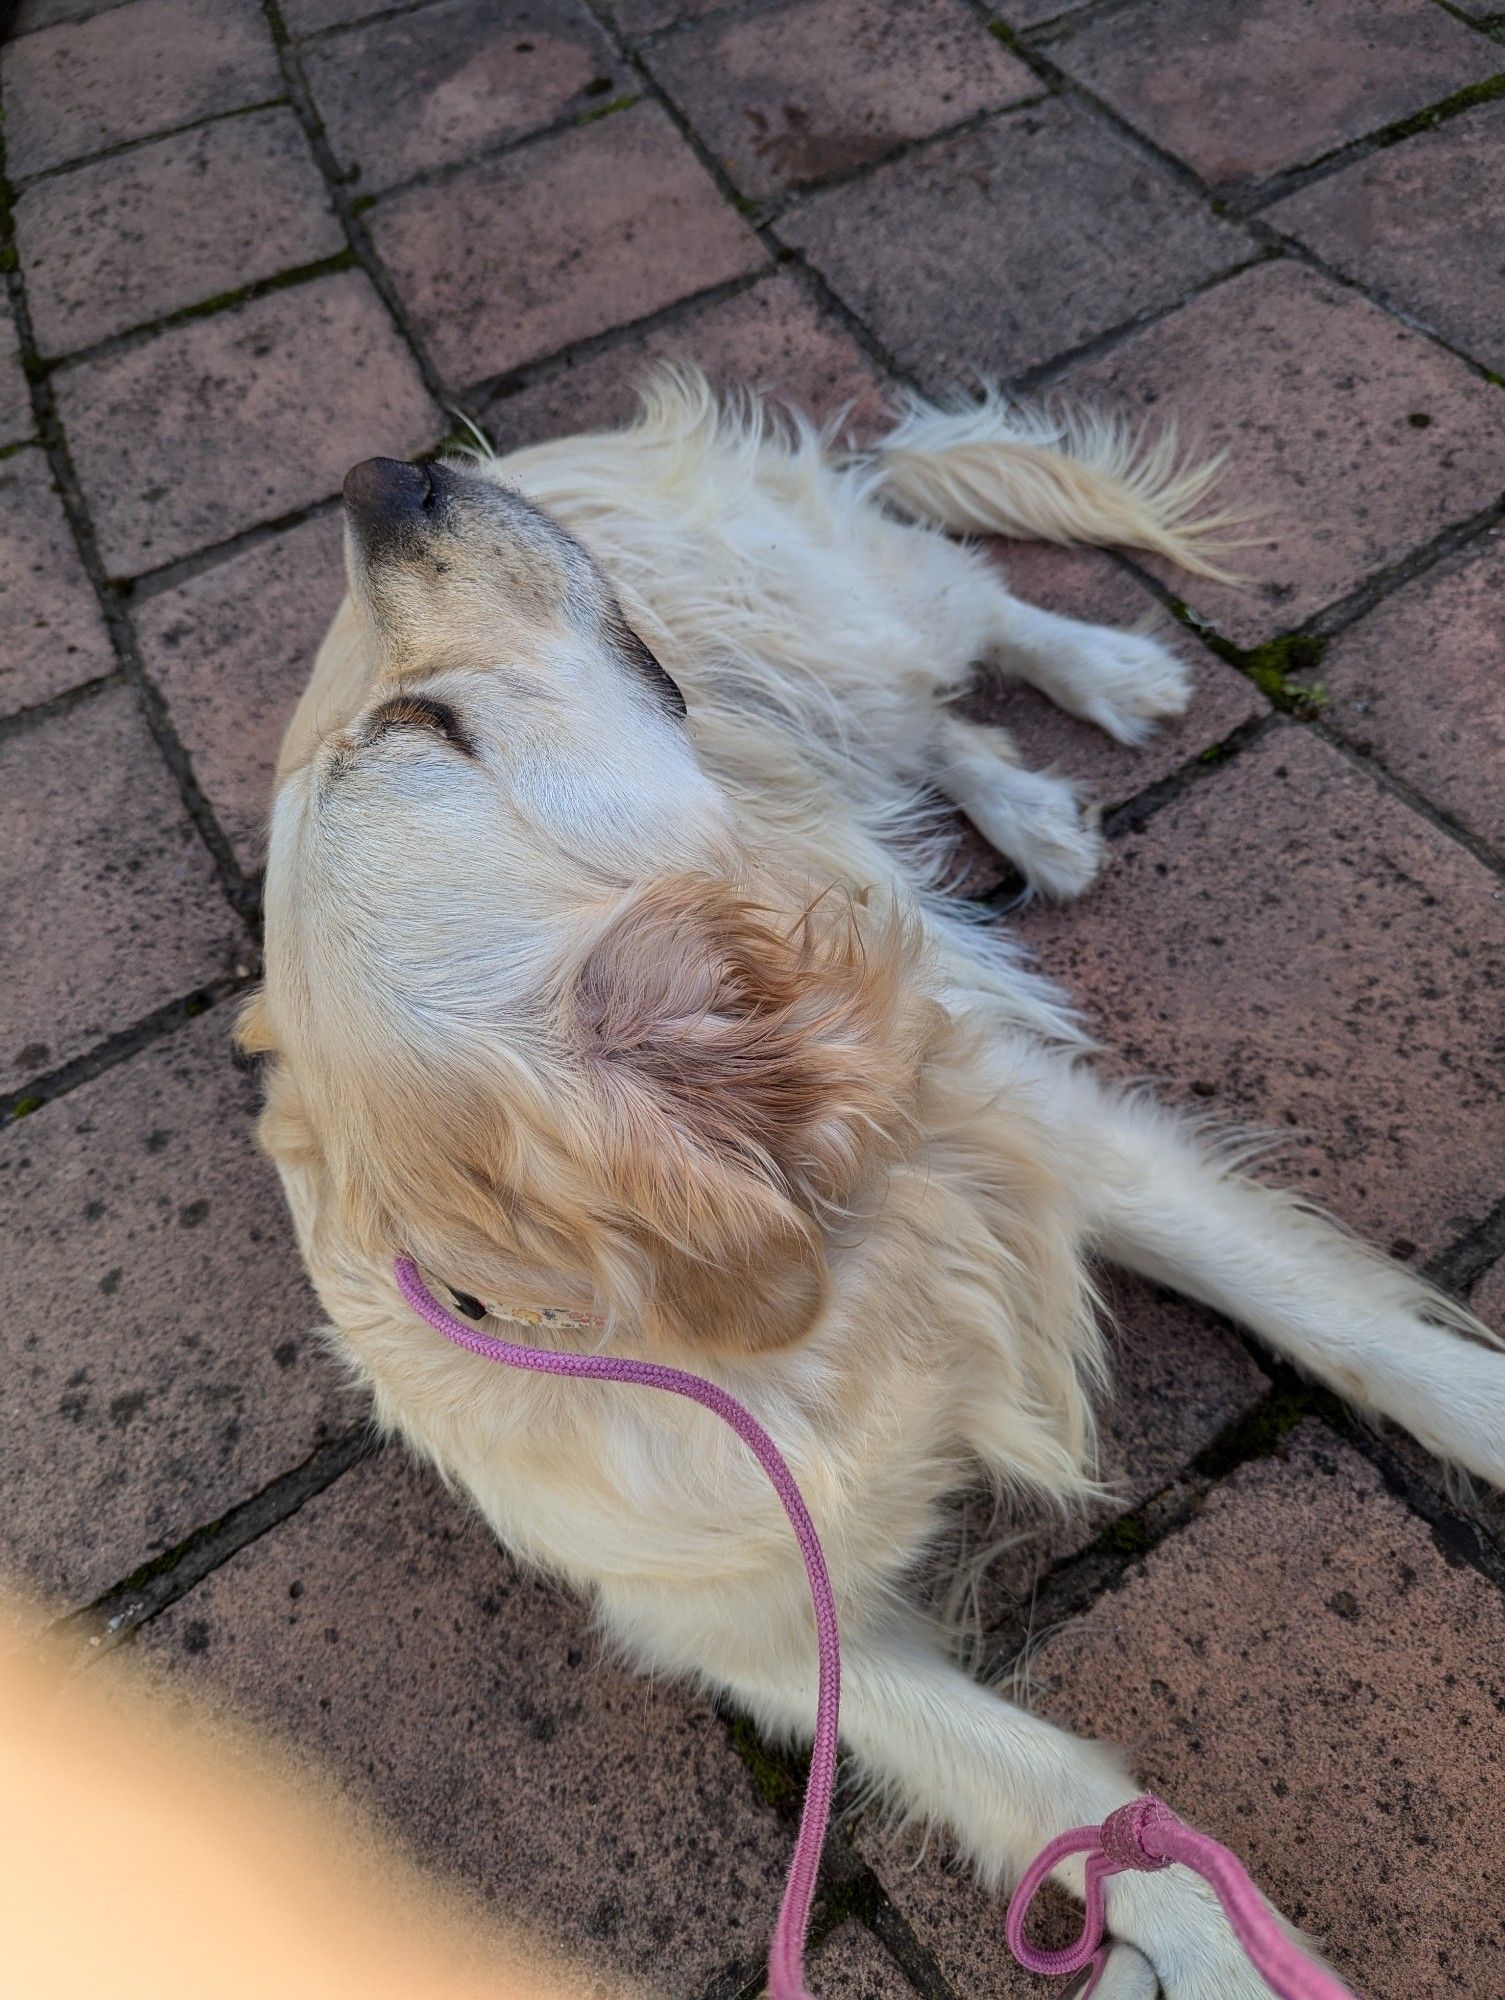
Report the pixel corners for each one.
[394,1257,1355,2000]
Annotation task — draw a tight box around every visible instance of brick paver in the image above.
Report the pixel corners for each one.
[0,1007,354,1613]
[781,99,1245,387]
[132,1448,792,1997]
[15,107,343,358]
[0,0,283,180]
[1267,101,1505,380]
[1,687,246,1090]
[1065,261,1505,645]
[1023,726,1505,1257]
[646,0,1037,200]
[133,511,347,872]
[0,307,34,446]
[7,0,1505,1989]
[1051,0,1501,192]
[54,270,436,575]
[303,0,625,196]
[370,103,765,387]
[479,271,887,447]
[0,447,116,718]
[1324,528,1505,857]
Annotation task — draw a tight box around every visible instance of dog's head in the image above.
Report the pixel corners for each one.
[252,456,933,1356]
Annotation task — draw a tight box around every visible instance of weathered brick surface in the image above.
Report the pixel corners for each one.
[54,271,436,576]
[133,511,347,872]
[965,543,1262,803]
[0,0,282,179]
[303,0,625,196]
[15,108,343,358]
[610,0,727,31]
[1474,1257,1505,1331]
[809,1925,920,2000]
[1323,528,1505,858]
[1022,726,1505,1258]
[132,1448,791,1997]
[370,103,765,387]
[781,100,1245,388]
[0,447,116,719]
[646,0,1037,199]
[0,306,34,446]
[1065,261,1505,646]
[479,273,888,448]
[279,0,388,32]
[0,1007,354,1613]
[1052,0,1501,191]
[0,686,245,1089]
[867,1427,1505,2000]
[1267,101,1505,380]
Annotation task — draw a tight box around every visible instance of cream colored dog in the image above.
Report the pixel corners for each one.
[247,373,1503,2000]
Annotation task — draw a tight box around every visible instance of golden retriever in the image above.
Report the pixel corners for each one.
[244,372,1503,2000]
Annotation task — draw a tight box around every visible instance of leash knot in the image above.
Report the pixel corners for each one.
[1098,1795,1174,1873]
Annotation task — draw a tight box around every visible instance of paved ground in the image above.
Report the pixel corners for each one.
[3,1,1504,1995]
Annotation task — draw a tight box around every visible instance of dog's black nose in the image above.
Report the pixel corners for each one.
[342,457,437,546]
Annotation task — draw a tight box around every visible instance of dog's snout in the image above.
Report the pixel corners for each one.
[342,457,441,549]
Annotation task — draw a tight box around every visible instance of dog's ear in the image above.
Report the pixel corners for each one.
[572,875,926,1354]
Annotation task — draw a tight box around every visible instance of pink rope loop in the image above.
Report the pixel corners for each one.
[393,1258,1360,2000]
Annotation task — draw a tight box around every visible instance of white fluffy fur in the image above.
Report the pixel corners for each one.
[254,373,1503,2000]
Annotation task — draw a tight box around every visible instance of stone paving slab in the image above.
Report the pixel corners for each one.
[1021,725,1505,1258]
[0,0,283,180]
[302,0,627,198]
[1266,100,1505,381]
[864,1425,1505,2000]
[645,0,1038,201]
[1,685,247,1092]
[478,272,888,448]
[964,543,1262,803]
[132,510,347,873]
[1051,0,1502,192]
[810,1924,921,2000]
[1065,260,1505,646]
[0,307,34,447]
[53,270,437,576]
[1323,527,1505,858]
[0,446,116,719]
[131,1447,793,1998]
[368,102,766,389]
[14,107,343,359]
[780,97,1247,389]
[1474,1257,1505,1329]
[0,1007,355,1614]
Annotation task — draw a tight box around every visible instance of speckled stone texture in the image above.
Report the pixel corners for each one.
[646,0,1036,199]
[0,447,115,719]
[1,687,245,1090]
[14,108,343,357]
[131,1448,793,1997]
[53,271,437,575]
[1052,0,1501,190]
[479,273,888,447]
[1021,726,1505,1257]
[781,98,1246,388]
[1323,528,1505,856]
[1064,261,1505,645]
[133,511,346,872]
[369,103,765,387]
[0,0,283,178]
[1267,100,1505,381]
[0,1008,355,1612]
[0,305,34,447]
[302,0,626,195]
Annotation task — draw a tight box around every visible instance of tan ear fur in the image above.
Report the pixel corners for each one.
[572,874,933,1354]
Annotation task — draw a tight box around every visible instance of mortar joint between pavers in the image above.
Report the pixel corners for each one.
[5,95,293,198]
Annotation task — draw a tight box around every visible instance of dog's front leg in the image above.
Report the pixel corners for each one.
[710,1609,1302,2000]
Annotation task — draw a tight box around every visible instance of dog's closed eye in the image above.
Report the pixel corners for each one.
[366,693,475,756]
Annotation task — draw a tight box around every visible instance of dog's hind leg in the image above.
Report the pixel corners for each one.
[982,593,1193,747]
[931,711,1105,900]
[1056,1074,1505,1487]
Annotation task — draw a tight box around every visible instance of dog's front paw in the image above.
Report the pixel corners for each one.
[1109,1865,1342,2000]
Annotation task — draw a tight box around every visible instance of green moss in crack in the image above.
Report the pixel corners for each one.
[987,19,1021,46]
[1238,634,1329,716]
[578,93,638,126]
[725,1711,806,1813]
[8,1096,43,1119]
[1376,70,1505,147]
[1196,1386,1311,1480]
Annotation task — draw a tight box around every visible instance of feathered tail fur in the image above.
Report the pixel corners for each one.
[873,389,1245,581]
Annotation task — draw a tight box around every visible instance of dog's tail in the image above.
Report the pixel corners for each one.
[871,390,1246,581]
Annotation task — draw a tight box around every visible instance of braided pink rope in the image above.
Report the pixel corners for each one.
[395,1257,1355,2000]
